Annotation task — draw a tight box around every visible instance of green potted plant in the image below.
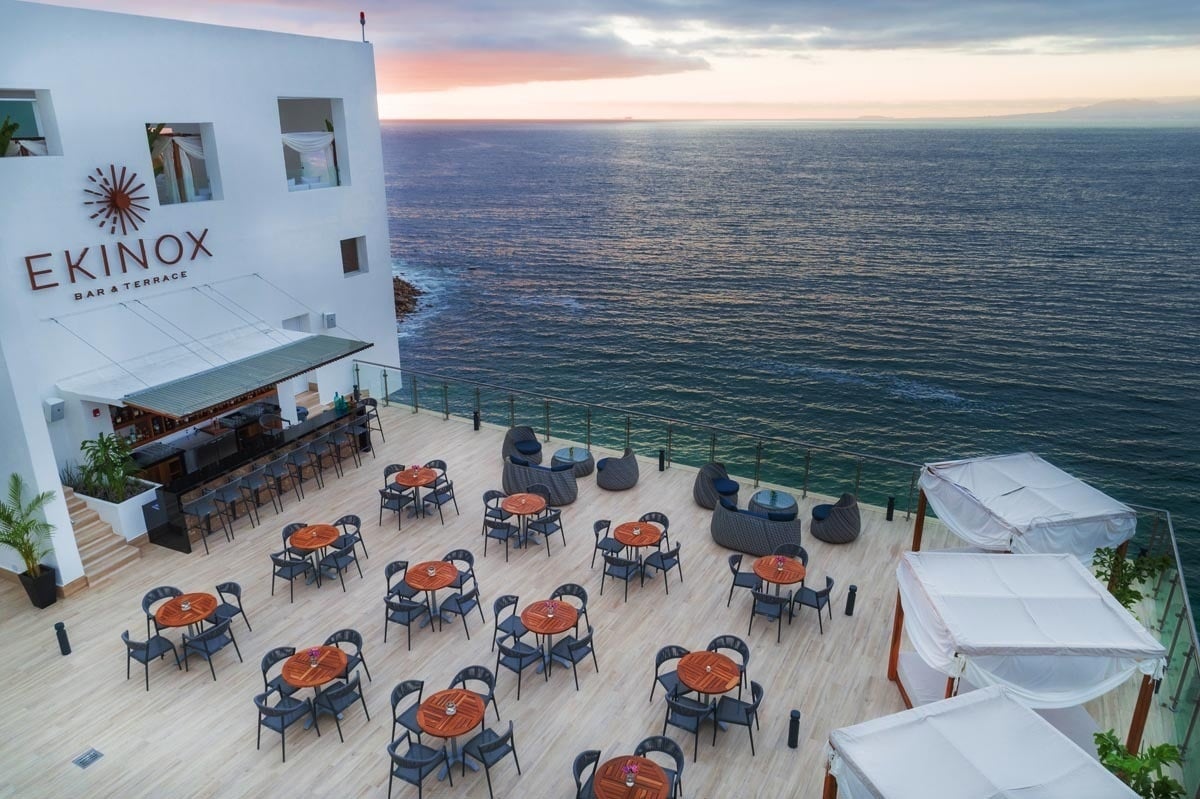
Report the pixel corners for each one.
[0,473,57,608]
[79,432,140,503]
[0,115,19,157]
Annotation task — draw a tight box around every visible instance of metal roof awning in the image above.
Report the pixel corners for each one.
[122,334,372,417]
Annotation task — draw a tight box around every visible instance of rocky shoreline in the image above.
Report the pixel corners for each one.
[393,276,424,323]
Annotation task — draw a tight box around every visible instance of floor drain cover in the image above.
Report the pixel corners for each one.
[72,749,103,769]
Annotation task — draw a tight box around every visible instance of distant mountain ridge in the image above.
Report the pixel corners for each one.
[1005,98,1200,123]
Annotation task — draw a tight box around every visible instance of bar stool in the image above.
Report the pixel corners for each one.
[360,397,385,443]
[182,490,231,555]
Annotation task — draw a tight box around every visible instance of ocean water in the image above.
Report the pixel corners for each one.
[381,121,1199,573]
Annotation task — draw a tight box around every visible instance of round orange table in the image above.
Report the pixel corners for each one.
[406,560,458,628]
[677,650,740,696]
[593,755,670,799]
[614,521,662,550]
[502,493,547,547]
[754,555,806,595]
[418,688,486,779]
[155,592,218,631]
[281,645,349,689]
[289,523,340,552]
[520,599,578,673]
[395,467,438,516]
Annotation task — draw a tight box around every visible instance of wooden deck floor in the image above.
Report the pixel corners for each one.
[0,404,1172,797]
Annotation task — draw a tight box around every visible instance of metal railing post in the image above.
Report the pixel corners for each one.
[585,407,592,449]
[855,459,863,497]
[1160,573,1181,630]
[667,423,673,468]
[1170,646,1195,711]
[754,441,763,487]
[544,400,551,441]
[802,450,811,498]
[709,434,716,464]
[411,375,419,413]
[381,370,389,406]
[474,387,481,416]
[508,395,515,428]
[442,383,449,420]
[905,469,917,521]
[625,416,631,450]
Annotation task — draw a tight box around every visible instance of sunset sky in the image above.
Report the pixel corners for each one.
[40,0,1200,119]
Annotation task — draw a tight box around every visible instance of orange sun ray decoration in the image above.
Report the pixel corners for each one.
[83,164,150,236]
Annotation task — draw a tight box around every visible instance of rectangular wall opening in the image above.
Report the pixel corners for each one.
[1,89,61,156]
[146,122,221,204]
[278,97,348,192]
[340,236,367,276]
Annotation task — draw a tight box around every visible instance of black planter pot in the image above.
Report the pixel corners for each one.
[19,565,57,609]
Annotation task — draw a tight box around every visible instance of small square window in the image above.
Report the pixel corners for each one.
[340,237,367,276]
[146,122,220,205]
[279,97,348,191]
[1,89,60,156]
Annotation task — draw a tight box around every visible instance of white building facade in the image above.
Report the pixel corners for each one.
[0,1,397,590]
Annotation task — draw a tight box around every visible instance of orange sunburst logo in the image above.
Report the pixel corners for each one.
[83,165,150,236]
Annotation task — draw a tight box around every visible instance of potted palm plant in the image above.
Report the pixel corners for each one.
[0,473,57,608]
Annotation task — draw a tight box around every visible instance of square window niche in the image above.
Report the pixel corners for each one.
[340,236,367,276]
[145,122,222,204]
[278,97,349,192]
[0,89,62,156]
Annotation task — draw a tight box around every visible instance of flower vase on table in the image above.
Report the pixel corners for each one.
[308,647,320,667]
[622,760,638,787]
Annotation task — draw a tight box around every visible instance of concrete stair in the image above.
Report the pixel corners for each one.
[63,486,143,588]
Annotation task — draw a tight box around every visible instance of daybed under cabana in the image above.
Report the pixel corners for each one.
[912,452,1137,563]
[822,686,1137,798]
[887,552,1166,755]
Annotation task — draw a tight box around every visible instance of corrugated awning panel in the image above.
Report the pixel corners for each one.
[122,334,371,417]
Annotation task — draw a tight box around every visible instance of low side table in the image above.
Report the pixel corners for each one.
[551,447,595,477]
[748,489,798,519]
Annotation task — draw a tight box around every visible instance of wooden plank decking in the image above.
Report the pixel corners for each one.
[0,404,1172,797]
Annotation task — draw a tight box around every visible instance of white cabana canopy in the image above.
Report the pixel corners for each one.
[826,686,1137,799]
[919,452,1137,561]
[897,552,1164,709]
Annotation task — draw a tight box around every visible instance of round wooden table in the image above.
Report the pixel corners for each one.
[502,493,547,546]
[593,755,670,799]
[288,523,340,552]
[753,555,806,595]
[677,651,740,696]
[614,521,662,550]
[520,599,578,673]
[155,592,218,631]
[418,688,486,779]
[395,467,438,516]
[406,560,458,628]
[281,645,349,689]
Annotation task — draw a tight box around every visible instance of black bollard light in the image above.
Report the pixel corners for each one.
[55,621,71,655]
[845,585,858,616]
[886,497,895,521]
[658,449,665,471]
[472,410,480,431]
[787,709,801,748]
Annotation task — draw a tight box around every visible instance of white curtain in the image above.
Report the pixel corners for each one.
[281,131,337,187]
[5,139,48,156]
[152,136,207,203]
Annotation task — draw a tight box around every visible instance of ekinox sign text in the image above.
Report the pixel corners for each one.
[23,228,212,301]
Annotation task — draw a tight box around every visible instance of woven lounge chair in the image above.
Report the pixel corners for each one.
[810,493,861,544]
[502,426,543,464]
[596,448,638,491]
[710,499,803,557]
[694,462,739,509]
[501,457,578,505]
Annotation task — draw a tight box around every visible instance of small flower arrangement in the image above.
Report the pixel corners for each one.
[308,646,320,665]
[622,760,639,785]
[545,599,558,617]
[774,556,786,570]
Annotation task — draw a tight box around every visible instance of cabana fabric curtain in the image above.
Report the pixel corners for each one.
[825,687,1138,799]
[152,136,207,203]
[5,139,48,156]
[281,131,337,187]
[918,452,1136,562]
[896,552,1165,709]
